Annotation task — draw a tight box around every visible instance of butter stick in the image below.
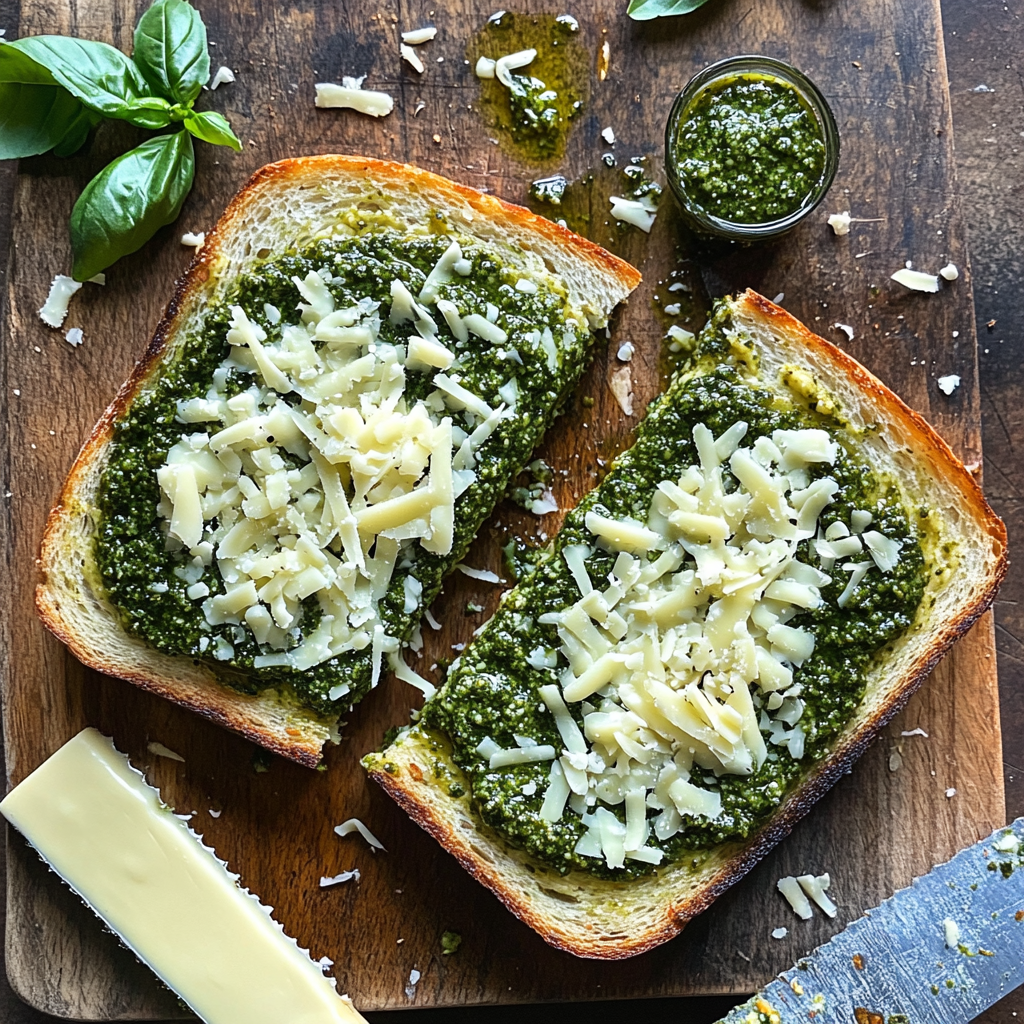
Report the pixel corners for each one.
[0,728,364,1024]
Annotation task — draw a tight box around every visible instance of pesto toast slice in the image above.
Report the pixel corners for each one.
[365,289,1007,958]
[36,156,641,767]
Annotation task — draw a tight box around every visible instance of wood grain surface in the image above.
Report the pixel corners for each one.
[0,0,1006,1018]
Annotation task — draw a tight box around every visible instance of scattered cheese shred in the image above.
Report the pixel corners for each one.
[334,818,386,851]
[39,274,82,328]
[778,876,813,919]
[400,44,425,74]
[456,564,501,584]
[494,49,536,88]
[891,267,940,293]
[827,211,851,235]
[147,742,185,763]
[181,231,206,247]
[937,374,961,395]
[319,869,360,887]
[315,81,394,117]
[609,195,657,233]
[209,65,235,90]
[939,263,959,281]
[401,26,437,45]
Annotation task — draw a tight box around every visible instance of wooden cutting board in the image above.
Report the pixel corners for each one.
[0,0,1004,1017]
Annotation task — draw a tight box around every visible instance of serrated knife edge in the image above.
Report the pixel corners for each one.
[719,818,1024,1024]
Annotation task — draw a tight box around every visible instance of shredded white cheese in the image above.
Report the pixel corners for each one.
[834,323,854,341]
[319,869,360,887]
[475,56,496,79]
[609,195,657,233]
[181,231,206,247]
[498,413,899,871]
[456,564,501,584]
[778,876,814,919]
[937,374,961,395]
[943,917,960,948]
[401,26,437,45]
[65,327,84,347]
[494,48,536,88]
[334,818,386,851]
[939,263,959,281]
[827,211,851,236]
[147,741,185,763]
[601,126,616,145]
[39,274,82,328]
[797,873,837,917]
[154,244,544,677]
[400,44,425,74]
[891,268,940,293]
[209,65,235,90]
[315,81,394,117]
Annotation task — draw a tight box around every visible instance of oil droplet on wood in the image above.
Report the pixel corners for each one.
[467,12,589,165]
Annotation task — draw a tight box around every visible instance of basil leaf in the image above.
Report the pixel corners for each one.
[0,82,85,158]
[626,0,714,20]
[70,130,195,281]
[133,0,210,105]
[184,109,241,151]
[4,36,173,128]
[52,107,103,158]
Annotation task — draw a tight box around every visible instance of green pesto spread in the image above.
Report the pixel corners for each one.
[97,230,596,717]
[420,306,928,880]
[672,74,827,224]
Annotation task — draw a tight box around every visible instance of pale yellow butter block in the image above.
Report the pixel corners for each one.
[0,728,364,1024]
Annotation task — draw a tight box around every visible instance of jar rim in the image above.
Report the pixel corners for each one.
[664,55,840,241]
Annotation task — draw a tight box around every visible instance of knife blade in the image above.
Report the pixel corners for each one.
[718,818,1024,1024]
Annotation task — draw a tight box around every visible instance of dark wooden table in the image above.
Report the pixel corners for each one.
[1,0,1022,1021]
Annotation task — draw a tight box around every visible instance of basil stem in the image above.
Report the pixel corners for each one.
[626,0,714,20]
[183,109,242,151]
[5,36,174,129]
[133,0,210,106]
[70,130,195,281]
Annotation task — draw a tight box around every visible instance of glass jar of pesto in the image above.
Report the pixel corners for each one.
[665,56,839,241]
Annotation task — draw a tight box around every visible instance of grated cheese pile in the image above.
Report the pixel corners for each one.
[155,242,531,690]
[480,420,904,870]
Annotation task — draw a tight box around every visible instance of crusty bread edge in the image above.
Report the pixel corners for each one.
[368,289,1008,957]
[34,155,641,767]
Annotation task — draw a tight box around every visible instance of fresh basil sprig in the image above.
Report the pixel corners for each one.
[70,132,196,281]
[627,0,715,20]
[0,0,240,280]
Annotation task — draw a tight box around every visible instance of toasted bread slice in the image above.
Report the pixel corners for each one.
[366,289,1007,958]
[36,156,640,767]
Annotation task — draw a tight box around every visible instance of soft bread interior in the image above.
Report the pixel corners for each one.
[36,156,640,767]
[367,289,1007,957]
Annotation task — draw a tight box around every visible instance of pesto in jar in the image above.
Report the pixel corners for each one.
[97,230,596,718]
[672,74,827,225]
[419,304,930,880]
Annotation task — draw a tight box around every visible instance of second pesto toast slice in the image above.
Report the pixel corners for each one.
[366,289,1006,958]
[36,156,640,766]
